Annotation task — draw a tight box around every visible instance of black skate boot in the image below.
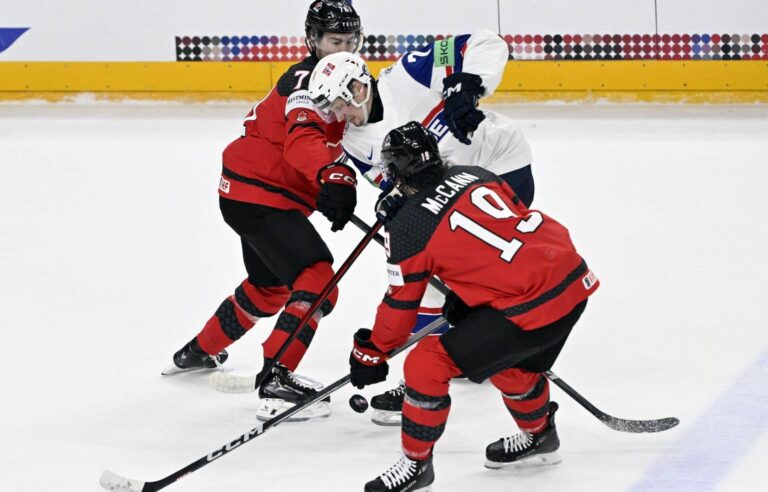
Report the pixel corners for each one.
[365,454,434,492]
[161,338,228,375]
[370,381,405,426]
[256,362,331,422]
[485,401,561,469]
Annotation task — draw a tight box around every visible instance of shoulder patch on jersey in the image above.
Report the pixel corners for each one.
[386,263,405,286]
[285,89,316,116]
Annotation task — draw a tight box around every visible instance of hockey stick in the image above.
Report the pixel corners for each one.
[208,219,383,394]
[348,214,680,434]
[100,314,449,491]
[544,371,678,432]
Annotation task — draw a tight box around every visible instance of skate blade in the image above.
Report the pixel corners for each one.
[371,409,402,427]
[484,451,562,470]
[161,362,230,376]
[256,399,331,422]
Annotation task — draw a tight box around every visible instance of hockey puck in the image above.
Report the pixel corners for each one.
[349,394,369,413]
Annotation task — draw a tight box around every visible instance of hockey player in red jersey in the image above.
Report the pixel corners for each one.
[348,122,599,491]
[309,35,537,424]
[163,1,362,422]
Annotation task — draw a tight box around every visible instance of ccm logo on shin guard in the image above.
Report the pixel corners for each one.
[353,348,381,364]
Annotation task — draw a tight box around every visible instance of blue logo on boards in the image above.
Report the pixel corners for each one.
[0,28,29,54]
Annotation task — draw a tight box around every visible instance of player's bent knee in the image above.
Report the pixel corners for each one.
[404,338,457,392]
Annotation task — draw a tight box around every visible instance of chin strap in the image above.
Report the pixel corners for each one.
[352,79,372,124]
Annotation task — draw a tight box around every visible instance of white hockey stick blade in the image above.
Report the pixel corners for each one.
[99,470,145,491]
[209,371,257,393]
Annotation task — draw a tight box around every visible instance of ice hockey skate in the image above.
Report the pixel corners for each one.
[365,454,434,492]
[370,381,405,426]
[485,401,562,469]
[256,362,331,422]
[161,338,228,375]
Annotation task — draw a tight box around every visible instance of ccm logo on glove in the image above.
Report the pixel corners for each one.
[352,348,382,365]
[326,172,357,186]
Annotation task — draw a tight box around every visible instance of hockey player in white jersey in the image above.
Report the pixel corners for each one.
[308,30,535,426]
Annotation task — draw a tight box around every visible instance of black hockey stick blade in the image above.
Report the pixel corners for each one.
[545,371,679,433]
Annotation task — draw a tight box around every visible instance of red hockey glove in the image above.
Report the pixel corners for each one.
[349,328,389,389]
[316,163,357,232]
[442,72,486,145]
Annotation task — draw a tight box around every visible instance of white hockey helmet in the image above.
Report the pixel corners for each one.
[309,51,372,114]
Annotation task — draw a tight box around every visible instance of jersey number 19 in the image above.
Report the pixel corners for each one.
[449,186,543,262]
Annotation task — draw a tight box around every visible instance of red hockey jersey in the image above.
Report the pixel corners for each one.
[218,56,346,215]
[371,166,599,353]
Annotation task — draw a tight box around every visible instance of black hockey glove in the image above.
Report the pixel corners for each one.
[375,186,406,224]
[316,163,357,232]
[442,290,474,326]
[349,328,389,389]
[442,72,486,145]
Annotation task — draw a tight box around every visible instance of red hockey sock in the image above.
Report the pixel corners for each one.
[490,369,551,433]
[400,337,462,460]
[197,279,289,355]
[261,262,338,371]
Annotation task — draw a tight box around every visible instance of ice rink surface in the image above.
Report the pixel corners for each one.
[1,100,767,491]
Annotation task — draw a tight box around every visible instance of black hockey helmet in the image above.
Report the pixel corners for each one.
[305,1,362,55]
[381,122,444,187]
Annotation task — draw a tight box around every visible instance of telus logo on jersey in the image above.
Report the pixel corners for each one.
[420,172,480,215]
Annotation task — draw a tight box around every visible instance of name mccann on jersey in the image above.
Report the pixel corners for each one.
[420,172,481,215]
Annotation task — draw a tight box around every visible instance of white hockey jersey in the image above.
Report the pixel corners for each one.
[343,30,532,187]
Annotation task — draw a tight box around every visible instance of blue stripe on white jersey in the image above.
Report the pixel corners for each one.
[452,34,471,74]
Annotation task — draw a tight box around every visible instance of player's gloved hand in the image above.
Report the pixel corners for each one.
[375,186,406,224]
[349,328,389,389]
[316,163,357,232]
[442,290,473,326]
[442,72,486,145]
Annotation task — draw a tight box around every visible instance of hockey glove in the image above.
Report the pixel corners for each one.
[442,290,474,326]
[349,328,389,389]
[442,72,486,145]
[316,163,357,232]
[375,186,406,224]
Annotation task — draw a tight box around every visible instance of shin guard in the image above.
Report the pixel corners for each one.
[492,371,551,433]
[197,280,289,355]
[261,262,338,371]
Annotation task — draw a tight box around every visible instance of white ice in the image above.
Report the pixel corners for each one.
[1,100,767,492]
